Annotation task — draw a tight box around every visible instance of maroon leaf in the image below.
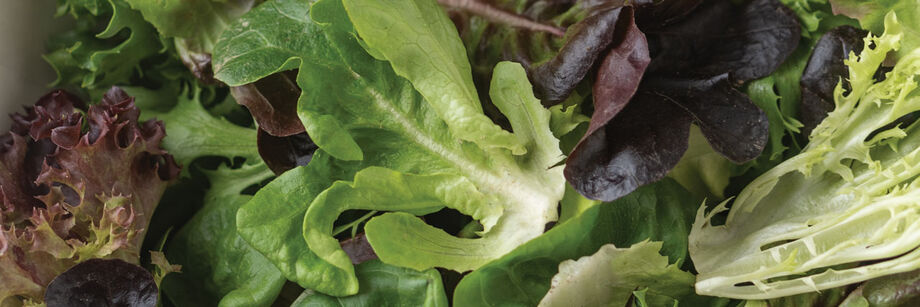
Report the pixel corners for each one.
[565,0,797,201]
[0,88,178,305]
[565,92,691,200]
[584,9,649,139]
[257,129,318,175]
[650,76,769,163]
[230,70,304,137]
[529,5,633,103]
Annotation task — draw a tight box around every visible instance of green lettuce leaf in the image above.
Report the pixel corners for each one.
[452,178,705,306]
[690,13,920,299]
[132,84,281,305]
[124,0,256,81]
[143,88,260,168]
[290,260,447,306]
[44,0,163,93]
[235,153,360,296]
[537,241,695,307]
[162,162,284,306]
[745,286,852,307]
[669,126,747,201]
[219,0,564,296]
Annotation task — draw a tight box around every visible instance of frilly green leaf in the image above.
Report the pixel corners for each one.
[690,12,920,299]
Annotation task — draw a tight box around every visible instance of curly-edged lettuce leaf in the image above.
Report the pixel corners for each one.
[44,0,163,92]
[162,162,284,307]
[290,260,447,307]
[690,13,920,299]
[124,0,256,82]
[0,89,179,305]
[221,0,564,296]
[537,241,695,307]
[452,178,706,306]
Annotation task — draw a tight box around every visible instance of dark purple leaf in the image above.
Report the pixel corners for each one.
[529,5,633,103]
[565,92,691,200]
[800,25,867,135]
[566,0,796,201]
[633,0,703,30]
[44,258,157,307]
[643,75,769,163]
[257,130,318,175]
[230,70,304,137]
[643,0,800,83]
[699,0,801,82]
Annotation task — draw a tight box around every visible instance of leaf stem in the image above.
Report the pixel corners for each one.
[438,0,566,37]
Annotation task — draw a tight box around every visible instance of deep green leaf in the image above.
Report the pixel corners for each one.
[162,163,284,307]
[290,260,448,307]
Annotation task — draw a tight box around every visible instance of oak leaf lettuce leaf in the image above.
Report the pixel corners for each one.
[135,85,288,306]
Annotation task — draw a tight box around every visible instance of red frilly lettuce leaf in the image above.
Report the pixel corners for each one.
[0,88,178,304]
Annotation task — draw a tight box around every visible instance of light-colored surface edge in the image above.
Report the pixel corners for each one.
[0,1,66,128]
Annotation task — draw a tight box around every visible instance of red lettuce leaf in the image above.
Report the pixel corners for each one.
[257,130,318,175]
[566,0,799,201]
[582,8,649,143]
[230,70,304,137]
[565,92,691,200]
[0,88,178,304]
[529,4,634,103]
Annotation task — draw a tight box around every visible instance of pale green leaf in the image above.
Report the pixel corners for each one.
[537,241,695,307]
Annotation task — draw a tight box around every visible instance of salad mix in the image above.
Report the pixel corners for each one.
[1,0,919,306]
